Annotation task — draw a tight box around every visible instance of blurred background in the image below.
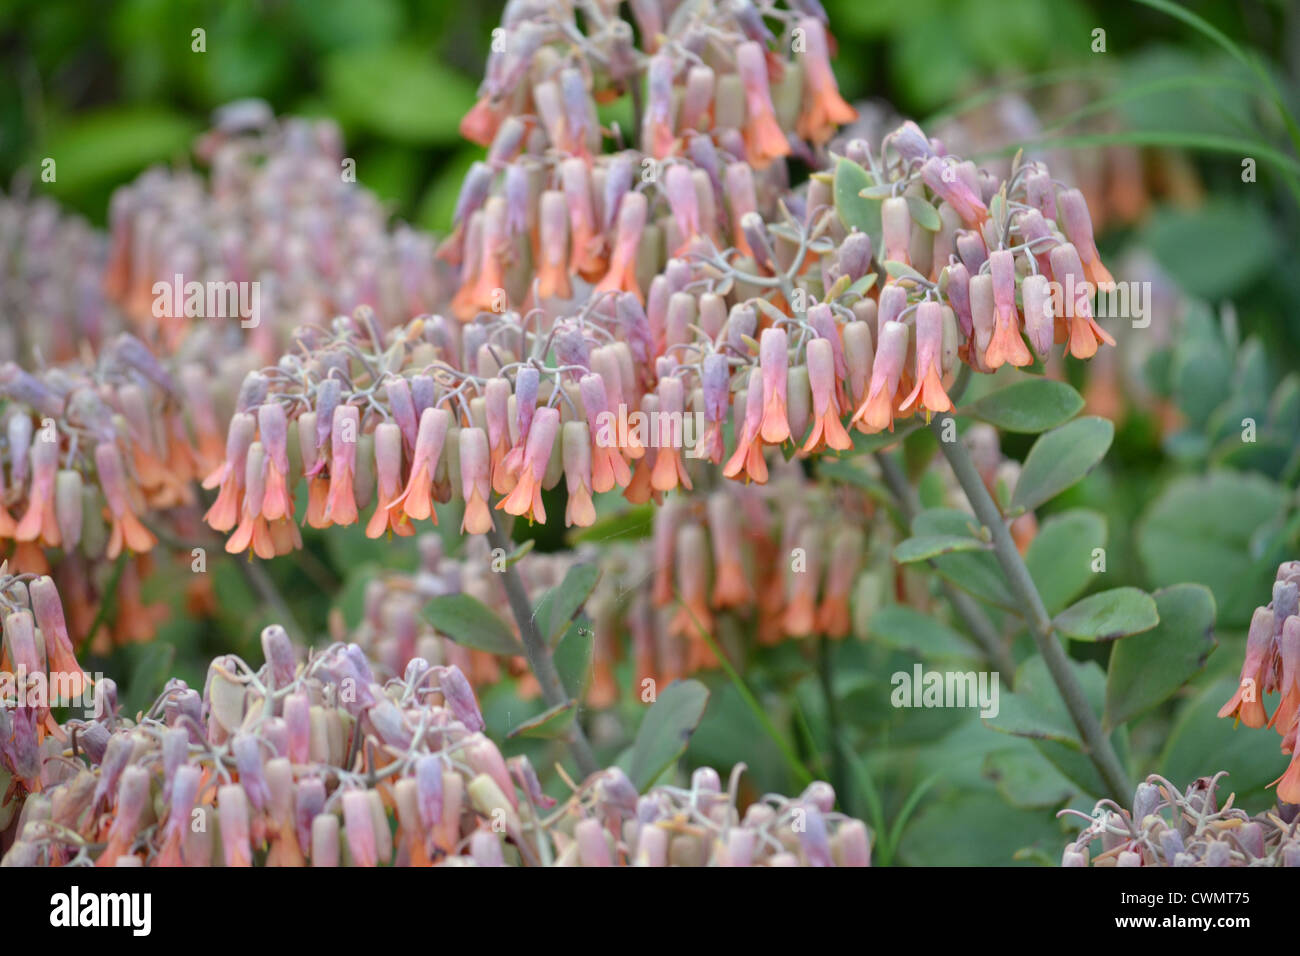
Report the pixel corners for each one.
[3,0,1299,863]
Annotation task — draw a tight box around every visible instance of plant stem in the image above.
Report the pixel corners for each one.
[817,635,849,802]
[486,520,599,780]
[873,450,1017,682]
[930,414,1131,801]
[676,596,815,786]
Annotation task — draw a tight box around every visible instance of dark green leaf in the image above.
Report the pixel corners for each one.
[533,562,600,647]
[553,623,595,700]
[912,509,1017,610]
[422,594,525,656]
[624,679,710,791]
[506,699,577,739]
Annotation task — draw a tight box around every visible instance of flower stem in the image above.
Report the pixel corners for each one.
[930,413,1131,801]
[873,449,1017,682]
[486,519,600,780]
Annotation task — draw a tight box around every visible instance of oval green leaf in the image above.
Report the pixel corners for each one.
[422,593,526,656]
[893,534,992,564]
[1011,416,1114,512]
[962,379,1085,433]
[1053,587,1159,641]
[624,679,710,791]
[1103,584,1216,731]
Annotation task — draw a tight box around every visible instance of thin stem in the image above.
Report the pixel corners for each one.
[485,519,599,780]
[675,595,815,787]
[817,636,848,803]
[930,413,1131,801]
[873,450,1017,682]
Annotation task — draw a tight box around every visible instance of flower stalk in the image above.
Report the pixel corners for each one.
[931,412,1131,800]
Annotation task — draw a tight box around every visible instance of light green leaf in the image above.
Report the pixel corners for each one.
[554,623,595,700]
[1104,584,1216,731]
[833,157,882,247]
[867,604,979,657]
[323,45,477,143]
[893,534,992,564]
[1053,587,1159,641]
[905,195,942,231]
[962,379,1084,433]
[1137,471,1286,628]
[1011,416,1114,512]
[1025,510,1107,614]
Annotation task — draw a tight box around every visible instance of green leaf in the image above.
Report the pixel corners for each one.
[1011,416,1114,512]
[532,562,600,648]
[1104,584,1216,731]
[322,45,477,144]
[506,699,577,740]
[1142,199,1280,300]
[893,534,992,564]
[867,605,979,657]
[905,195,942,231]
[422,594,525,657]
[843,273,878,298]
[1053,588,1159,641]
[986,654,1121,795]
[858,183,895,199]
[1025,510,1107,614]
[624,679,710,791]
[122,641,177,716]
[962,379,1084,433]
[982,747,1076,809]
[898,790,1066,866]
[911,509,1017,610]
[553,623,595,700]
[568,503,654,545]
[1137,471,1287,628]
[833,157,882,247]
[882,260,927,282]
[37,108,199,195]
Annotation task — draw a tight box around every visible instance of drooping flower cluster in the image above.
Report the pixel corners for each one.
[0,566,96,804]
[0,193,114,365]
[103,103,444,361]
[1218,561,1300,803]
[1,625,868,867]
[188,0,1118,551]
[0,332,241,570]
[1061,773,1300,866]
